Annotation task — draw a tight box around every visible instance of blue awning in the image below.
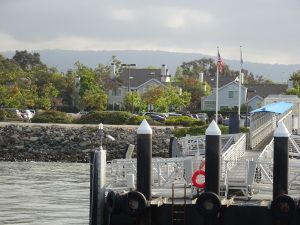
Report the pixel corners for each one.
[249,102,294,114]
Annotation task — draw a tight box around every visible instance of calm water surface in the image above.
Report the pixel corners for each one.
[0,161,90,225]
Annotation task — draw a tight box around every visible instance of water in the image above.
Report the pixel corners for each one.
[0,161,90,225]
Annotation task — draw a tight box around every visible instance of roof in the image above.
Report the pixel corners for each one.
[244,83,288,100]
[250,102,294,114]
[203,76,237,88]
[121,68,164,88]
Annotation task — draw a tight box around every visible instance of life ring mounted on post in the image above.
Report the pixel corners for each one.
[192,170,206,188]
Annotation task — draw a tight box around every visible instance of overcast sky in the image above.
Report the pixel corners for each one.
[1,0,299,65]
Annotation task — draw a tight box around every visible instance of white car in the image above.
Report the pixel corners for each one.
[20,109,34,119]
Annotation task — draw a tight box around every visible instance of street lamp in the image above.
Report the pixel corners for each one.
[121,63,136,92]
[98,123,104,150]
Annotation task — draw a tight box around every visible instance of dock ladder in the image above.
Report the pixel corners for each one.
[171,183,187,225]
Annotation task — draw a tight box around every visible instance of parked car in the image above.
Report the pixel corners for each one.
[143,112,167,118]
[20,109,34,119]
[167,113,182,117]
[212,114,223,124]
[198,113,209,123]
[149,114,166,123]
[223,117,229,126]
[192,114,199,120]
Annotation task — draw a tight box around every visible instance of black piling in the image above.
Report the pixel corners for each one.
[273,122,290,199]
[137,119,152,225]
[205,120,221,195]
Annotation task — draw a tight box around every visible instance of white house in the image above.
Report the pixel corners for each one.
[107,64,172,108]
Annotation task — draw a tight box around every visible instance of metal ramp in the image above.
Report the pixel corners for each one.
[249,102,295,149]
[224,136,300,200]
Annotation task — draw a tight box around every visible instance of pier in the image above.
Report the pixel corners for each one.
[90,102,300,225]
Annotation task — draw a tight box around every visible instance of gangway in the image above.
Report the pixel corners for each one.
[249,102,294,149]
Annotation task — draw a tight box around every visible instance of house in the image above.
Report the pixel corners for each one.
[201,75,288,111]
[107,64,173,108]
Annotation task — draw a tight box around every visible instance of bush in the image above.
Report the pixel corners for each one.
[164,116,197,127]
[239,126,250,133]
[0,110,6,121]
[126,115,145,125]
[74,111,132,125]
[173,124,249,138]
[173,124,230,138]
[31,111,73,124]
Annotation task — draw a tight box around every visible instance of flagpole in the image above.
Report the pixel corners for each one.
[238,46,242,119]
[216,47,219,123]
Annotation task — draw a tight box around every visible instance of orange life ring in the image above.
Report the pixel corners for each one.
[192,170,206,188]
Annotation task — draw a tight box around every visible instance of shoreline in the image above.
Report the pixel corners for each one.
[0,122,173,163]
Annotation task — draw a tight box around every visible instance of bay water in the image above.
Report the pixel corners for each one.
[0,161,90,225]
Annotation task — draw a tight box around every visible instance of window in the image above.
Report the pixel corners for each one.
[112,88,121,96]
[228,91,238,99]
[204,100,216,110]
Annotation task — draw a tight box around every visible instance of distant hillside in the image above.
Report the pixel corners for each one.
[1,49,299,83]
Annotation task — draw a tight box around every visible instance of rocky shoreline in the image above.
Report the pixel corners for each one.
[0,123,174,163]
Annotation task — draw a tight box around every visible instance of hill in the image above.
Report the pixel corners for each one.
[1,49,299,83]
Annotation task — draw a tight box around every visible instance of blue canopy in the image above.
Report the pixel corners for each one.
[249,102,294,114]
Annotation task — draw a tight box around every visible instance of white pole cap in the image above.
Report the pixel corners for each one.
[205,120,221,135]
[274,122,290,137]
[137,119,152,134]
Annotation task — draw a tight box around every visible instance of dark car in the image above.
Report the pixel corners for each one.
[198,113,209,123]
[149,114,166,123]
[192,114,199,120]
[212,114,223,124]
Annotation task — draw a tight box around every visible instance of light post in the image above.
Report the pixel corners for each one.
[121,63,136,92]
[98,123,104,150]
[121,63,136,113]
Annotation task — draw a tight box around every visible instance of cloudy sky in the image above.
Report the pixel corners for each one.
[1,0,299,65]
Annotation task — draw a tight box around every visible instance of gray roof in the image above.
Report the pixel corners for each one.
[203,76,237,88]
[244,83,288,99]
[121,68,163,88]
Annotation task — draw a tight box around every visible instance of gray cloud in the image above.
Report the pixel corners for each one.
[0,0,299,65]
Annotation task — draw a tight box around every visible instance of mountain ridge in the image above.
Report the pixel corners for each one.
[1,49,299,83]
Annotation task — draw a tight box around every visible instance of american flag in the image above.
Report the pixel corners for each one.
[218,50,223,73]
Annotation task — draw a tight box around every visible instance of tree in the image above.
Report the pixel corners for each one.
[121,91,146,113]
[154,85,191,112]
[81,88,107,111]
[12,50,46,71]
[285,71,300,96]
[141,86,164,108]
[180,78,211,109]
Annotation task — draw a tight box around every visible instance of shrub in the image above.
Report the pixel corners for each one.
[239,126,250,133]
[126,115,145,125]
[173,124,230,138]
[0,110,6,121]
[74,111,132,125]
[31,111,73,124]
[164,116,196,127]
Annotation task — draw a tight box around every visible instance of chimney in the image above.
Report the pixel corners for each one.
[161,64,166,82]
[165,69,170,83]
[199,72,204,82]
[110,63,115,78]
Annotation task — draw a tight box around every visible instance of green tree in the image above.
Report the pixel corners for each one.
[180,78,211,109]
[121,91,146,113]
[141,86,164,109]
[12,50,46,71]
[155,85,191,112]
